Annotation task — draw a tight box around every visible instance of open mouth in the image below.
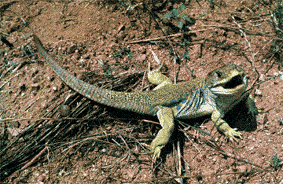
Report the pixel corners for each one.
[222,75,243,89]
[211,74,246,95]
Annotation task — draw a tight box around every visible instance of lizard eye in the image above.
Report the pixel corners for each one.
[214,71,222,78]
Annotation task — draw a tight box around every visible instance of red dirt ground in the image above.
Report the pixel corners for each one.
[1,0,283,183]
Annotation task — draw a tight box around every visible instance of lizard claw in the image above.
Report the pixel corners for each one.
[224,128,242,140]
[248,106,258,117]
[152,146,162,162]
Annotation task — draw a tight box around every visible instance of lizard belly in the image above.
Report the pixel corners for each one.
[174,88,217,119]
[176,103,216,119]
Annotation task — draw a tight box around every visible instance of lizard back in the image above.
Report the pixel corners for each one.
[33,35,203,115]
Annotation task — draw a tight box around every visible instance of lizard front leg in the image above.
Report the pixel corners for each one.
[211,110,241,140]
[150,106,175,161]
[246,93,258,117]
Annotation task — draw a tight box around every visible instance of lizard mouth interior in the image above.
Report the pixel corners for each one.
[222,75,243,89]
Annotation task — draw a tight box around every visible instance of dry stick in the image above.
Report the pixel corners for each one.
[229,12,262,84]
[0,73,20,90]
[21,147,47,170]
[201,24,275,37]
[0,117,159,123]
[176,140,182,183]
[242,53,260,85]
[119,134,130,150]
[181,124,263,169]
[173,57,178,84]
[125,28,213,44]
[101,153,130,169]
[126,33,182,44]
[111,138,125,150]
[0,64,16,79]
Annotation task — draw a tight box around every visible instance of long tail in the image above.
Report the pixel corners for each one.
[33,34,156,115]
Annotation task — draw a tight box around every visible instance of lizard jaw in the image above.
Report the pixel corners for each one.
[211,75,247,95]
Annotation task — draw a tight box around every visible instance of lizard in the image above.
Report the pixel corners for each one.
[33,34,258,161]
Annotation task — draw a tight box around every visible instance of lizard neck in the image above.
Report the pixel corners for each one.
[212,87,246,114]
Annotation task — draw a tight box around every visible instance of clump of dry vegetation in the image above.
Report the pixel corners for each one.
[0,0,283,183]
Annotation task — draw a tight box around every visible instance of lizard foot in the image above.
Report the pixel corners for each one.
[247,94,258,116]
[224,128,242,140]
[248,106,258,117]
[152,146,162,162]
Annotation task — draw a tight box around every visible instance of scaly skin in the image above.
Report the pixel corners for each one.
[33,35,258,161]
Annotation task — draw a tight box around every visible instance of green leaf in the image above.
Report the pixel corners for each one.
[162,12,173,19]
[172,9,179,16]
[179,4,186,12]
[179,14,191,22]
[177,20,185,29]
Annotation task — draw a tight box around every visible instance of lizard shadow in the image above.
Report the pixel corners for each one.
[223,97,258,133]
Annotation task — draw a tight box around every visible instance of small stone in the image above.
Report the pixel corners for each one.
[19,83,26,91]
[7,127,21,137]
[72,50,80,60]
[60,105,71,117]
[31,83,40,91]
[238,165,248,173]
[136,54,147,62]
[117,24,125,33]
[67,44,77,54]
[255,89,262,96]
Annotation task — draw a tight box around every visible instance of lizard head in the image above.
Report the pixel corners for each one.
[206,64,248,95]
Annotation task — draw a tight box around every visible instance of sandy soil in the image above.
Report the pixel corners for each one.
[0,0,282,183]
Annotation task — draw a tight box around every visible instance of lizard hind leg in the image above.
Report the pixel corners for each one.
[150,106,175,161]
[147,65,173,91]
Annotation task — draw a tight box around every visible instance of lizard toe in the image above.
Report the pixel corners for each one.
[248,106,258,117]
[151,146,162,162]
[225,128,242,140]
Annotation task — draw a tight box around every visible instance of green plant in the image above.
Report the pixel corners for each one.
[112,51,123,61]
[162,4,192,31]
[169,49,174,56]
[180,38,191,61]
[269,154,280,168]
[112,47,131,62]
[115,0,132,10]
[126,52,133,62]
[267,2,283,69]
[162,5,193,62]
[99,61,115,75]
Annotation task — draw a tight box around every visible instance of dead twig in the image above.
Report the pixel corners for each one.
[21,147,47,170]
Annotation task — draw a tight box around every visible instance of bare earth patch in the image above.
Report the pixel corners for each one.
[0,0,283,183]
